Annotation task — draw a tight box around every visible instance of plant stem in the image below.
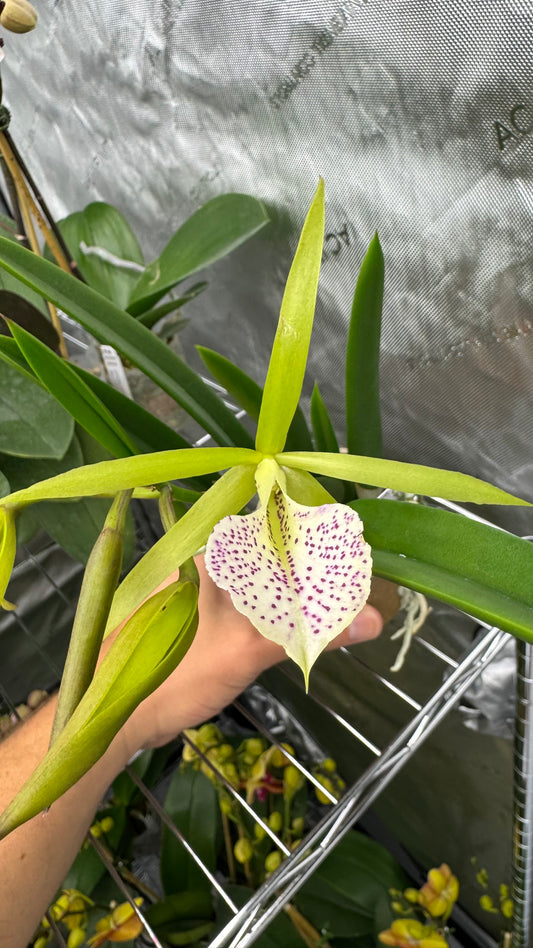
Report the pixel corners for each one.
[50,489,133,745]
[221,810,236,883]
[0,131,69,356]
[3,129,85,280]
[284,902,331,948]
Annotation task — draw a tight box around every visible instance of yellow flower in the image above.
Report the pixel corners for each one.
[86,899,143,946]
[418,864,459,920]
[378,918,449,947]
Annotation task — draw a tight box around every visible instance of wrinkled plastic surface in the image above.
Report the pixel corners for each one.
[2,0,533,934]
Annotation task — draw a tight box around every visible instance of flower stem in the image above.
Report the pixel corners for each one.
[284,902,331,948]
[50,490,133,745]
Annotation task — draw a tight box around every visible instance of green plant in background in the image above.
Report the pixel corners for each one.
[0,190,269,563]
[0,179,532,842]
[31,728,406,948]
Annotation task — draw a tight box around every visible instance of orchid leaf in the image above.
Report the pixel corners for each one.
[56,202,144,309]
[8,321,138,458]
[205,459,371,687]
[105,463,257,635]
[68,362,194,454]
[0,289,61,351]
[0,358,74,460]
[278,452,530,506]
[0,335,38,381]
[0,237,252,447]
[353,499,533,640]
[310,383,339,454]
[1,447,260,509]
[256,180,325,454]
[197,345,313,450]
[0,581,199,839]
[137,282,207,328]
[345,233,384,460]
[127,194,269,315]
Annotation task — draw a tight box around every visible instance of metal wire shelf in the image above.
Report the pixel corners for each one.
[1,497,528,948]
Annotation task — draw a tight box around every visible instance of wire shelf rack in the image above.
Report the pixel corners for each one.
[2,491,529,948]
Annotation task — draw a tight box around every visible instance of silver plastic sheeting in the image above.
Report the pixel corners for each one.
[2,0,533,935]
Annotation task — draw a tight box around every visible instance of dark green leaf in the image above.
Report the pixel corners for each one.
[296,831,406,937]
[345,233,384,460]
[161,767,220,896]
[69,362,193,453]
[128,194,269,314]
[0,290,60,351]
[353,499,533,640]
[0,335,35,380]
[0,470,9,497]
[310,383,339,453]
[56,202,144,309]
[146,891,213,945]
[0,359,74,459]
[0,238,253,447]
[197,345,313,451]
[9,321,138,458]
[137,282,207,328]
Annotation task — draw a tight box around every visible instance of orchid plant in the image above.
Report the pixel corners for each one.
[0,180,532,840]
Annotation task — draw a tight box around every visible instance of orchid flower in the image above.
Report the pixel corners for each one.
[206,458,372,686]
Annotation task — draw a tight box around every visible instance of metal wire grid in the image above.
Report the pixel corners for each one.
[0,492,528,946]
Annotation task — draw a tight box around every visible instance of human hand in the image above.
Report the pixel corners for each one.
[120,557,383,757]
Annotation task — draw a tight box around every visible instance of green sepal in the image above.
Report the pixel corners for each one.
[256,180,325,454]
[277,451,531,506]
[1,447,260,509]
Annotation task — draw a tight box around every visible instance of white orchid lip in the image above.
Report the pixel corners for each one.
[205,459,372,687]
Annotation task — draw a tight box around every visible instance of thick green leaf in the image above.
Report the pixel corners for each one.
[256,180,325,454]
[310,382,339,453]
[0,470,8,497]
[69,362,193,454]
[0,335,36,380]
[0,238,253,447]
[197,345,313,451]
[353,498,533,640]
[278,451,530,506]
[137,282,207,328]
[295,831,405,938]
[0,581,199,838]
[345,233,384,459]
[161,767,219,895]
[105,463,257,635]
[0,214,48,314]
[57,202,144,309]
[146,891,213,944]
[0,290,60,351]
[0,359,74,459]
[1,446,259,508]
[128,194,269,314]
[9,321,138,458]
